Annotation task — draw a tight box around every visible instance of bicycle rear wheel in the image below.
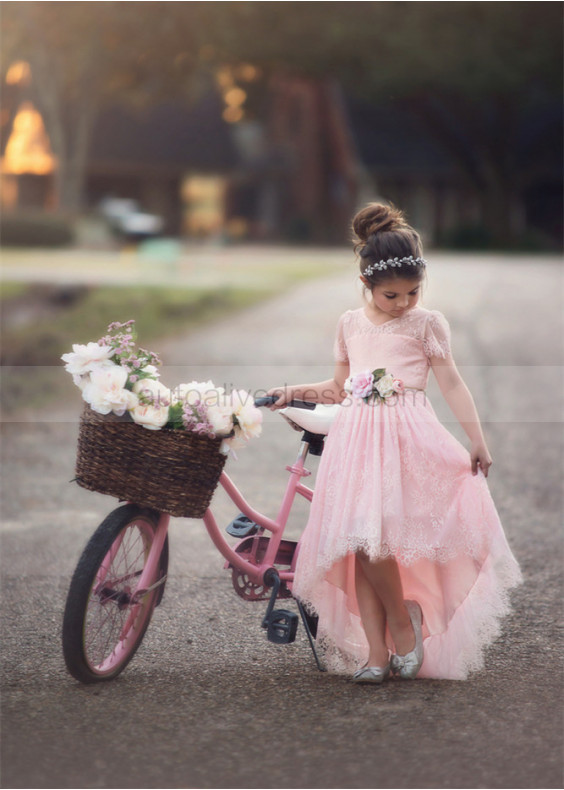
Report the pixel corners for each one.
[62,504,168,683]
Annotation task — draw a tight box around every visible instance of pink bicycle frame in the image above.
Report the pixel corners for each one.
[135,440,314,599]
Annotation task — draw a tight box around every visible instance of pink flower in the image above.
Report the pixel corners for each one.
[351,370,374,400]
[392,378,405,393]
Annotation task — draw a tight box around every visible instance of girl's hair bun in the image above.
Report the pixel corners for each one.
[351,201,423,276]
[352,202,407,243]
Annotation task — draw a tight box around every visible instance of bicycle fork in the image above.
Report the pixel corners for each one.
[134,512,169,601]
[118,512,170,639]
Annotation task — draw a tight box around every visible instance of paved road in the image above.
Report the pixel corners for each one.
[1,254,562,789]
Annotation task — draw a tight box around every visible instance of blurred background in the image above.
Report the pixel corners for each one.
[2,6,563,788]
[0,1,562,412]
[1,1,562,249]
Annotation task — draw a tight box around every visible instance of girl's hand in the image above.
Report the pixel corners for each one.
[266,387,295,410]
[470,442,493,477]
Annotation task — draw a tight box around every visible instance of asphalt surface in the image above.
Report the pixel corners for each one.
[1,252,563,789]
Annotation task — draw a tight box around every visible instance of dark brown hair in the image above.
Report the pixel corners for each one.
[352,202,425,286]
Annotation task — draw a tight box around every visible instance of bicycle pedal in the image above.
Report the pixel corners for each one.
[226,514,259,538]
[266,609,299,644]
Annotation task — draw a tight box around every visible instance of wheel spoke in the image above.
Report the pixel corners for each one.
[83,520,154,671]
[63,505,168,683]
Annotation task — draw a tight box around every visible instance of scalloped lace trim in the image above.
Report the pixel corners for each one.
[298,553,522,680]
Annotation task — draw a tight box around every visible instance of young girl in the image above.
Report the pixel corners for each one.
[267,203,522,682]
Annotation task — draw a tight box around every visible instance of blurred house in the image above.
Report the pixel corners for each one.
[348,97,563,248]
[0,63,58,212]
[84,78,362,244]
[1,71,562,247]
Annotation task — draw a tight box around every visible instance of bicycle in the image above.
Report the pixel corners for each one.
[62,397,338,683]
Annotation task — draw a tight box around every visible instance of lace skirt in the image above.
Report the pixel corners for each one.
[291,394,522,679]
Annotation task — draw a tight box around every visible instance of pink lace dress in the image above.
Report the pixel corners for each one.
[292,306,522,680]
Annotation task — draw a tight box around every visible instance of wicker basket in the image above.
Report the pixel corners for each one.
[75,407,227,517]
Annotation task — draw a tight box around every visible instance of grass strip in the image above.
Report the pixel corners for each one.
[1,284,275,412]
[2,284,274,366]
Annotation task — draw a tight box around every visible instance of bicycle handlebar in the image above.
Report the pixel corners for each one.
[254,396,316,410]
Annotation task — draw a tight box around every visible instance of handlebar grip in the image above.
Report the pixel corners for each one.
[254,396,279,407]
[254,396,317,410]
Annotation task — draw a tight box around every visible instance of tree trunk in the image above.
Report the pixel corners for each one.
[25,25,94,214]
[57,100,95,213]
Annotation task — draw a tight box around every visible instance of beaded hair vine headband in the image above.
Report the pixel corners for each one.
[363,255,427,277]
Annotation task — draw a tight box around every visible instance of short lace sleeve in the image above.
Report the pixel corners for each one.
[333,313,349,363]
[423,310,452,360]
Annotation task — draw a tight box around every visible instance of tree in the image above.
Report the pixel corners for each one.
[1,2,204,211]
[183,1,562,244]
[2,2,561,243]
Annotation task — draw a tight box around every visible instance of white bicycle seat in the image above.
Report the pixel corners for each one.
[279,404,340,436]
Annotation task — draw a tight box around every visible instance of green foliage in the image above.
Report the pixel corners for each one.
[1,213,74,247]
[0,284,272,367]
[3,2,560,241]
[0,282,275,413]
[181,2,561,100]
[440,223,559,252]
[440,224,494,251]
[4,3,559,109]
[166,402,185,431]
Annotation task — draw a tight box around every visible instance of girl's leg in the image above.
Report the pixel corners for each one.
[356,553,415,657]
[354,558,390,666]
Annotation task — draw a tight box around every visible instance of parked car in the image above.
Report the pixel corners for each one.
[98,197,164,242]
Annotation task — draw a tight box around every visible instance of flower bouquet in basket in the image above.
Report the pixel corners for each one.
[62,321,262,517]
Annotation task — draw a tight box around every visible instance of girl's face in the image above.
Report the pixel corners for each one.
[362,276,421,319]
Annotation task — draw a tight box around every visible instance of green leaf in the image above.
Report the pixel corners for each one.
[135,369,159,382]
[166,401,185,430]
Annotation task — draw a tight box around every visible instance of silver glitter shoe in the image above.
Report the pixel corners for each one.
[390,600,424,680]
[352,662,391,684]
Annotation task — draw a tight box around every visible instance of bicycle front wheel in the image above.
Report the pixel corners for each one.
[62,504,168,683]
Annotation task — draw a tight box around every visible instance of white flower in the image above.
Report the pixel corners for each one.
[375,373,396,398]
[174,380,225,407]
[230,389,263,442]
[141,364,160,379]
[129,401,170,430]
[129,379,172,429]
[72,373,90,391]
[206,401,235,437]
[133,378,172,407]
[82,366,138,416]
[61,342,114,376]
[220,433,247,454]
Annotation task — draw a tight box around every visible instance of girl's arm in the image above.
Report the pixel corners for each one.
[267,361,350,408]
[430,355,493,477]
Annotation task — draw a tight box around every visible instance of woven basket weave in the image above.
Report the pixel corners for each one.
[75,407,226,517]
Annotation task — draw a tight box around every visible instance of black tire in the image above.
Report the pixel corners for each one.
[62,504,168,683]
